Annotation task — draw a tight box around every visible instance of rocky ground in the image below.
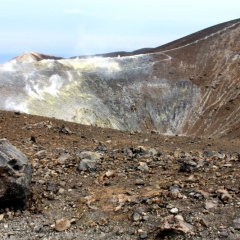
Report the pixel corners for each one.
[0,110,240,239]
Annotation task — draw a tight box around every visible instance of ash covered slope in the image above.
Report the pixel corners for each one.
[0,19,240,137]
[149,18,240,137]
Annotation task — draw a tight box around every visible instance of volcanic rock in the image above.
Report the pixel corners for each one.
[233,218,240,230]
[55,218,71,232]
[76,151,103,161]
[158,215,193,235]
[77,159,97,172]
[0,139,31,207]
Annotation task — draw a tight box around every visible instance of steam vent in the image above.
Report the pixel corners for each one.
[1,19,240,138]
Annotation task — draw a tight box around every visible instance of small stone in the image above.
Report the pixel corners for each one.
[223,163,232,167]
[200,230,209,237]
[34,150,47,160]
[105,170,115,178]
[46,183,56,191]
[59,181,66,187]
[29,222,35,228]
[179,160,197,172]
[175,215,184,222]
[186,174,197,183]
[221,193,232,201]
[95,142,107,152]
[132,207,145,221]
[169,188,181,199]
[55,218,71,232]
[170,208,178,214]
[217,189,232,201]
[104,179,111,186]
[166,204,175,209]
[205,200,218,209]
[58,153,71,164]
[77,159,96,172]
[59,125,72,134]
[38,180,45,185]
[116,229,124,235]
[138,162,149,172]
[135,179,145,185]
[233,218,240,230]
[132,212,142,221]
[139,231,148,239]
[198,190,210,199]
[199,218,209,227]
[58,188,65,194]
[115,205,122,212]
[219,231,228,237]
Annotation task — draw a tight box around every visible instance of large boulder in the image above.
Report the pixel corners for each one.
[0,139,31,207]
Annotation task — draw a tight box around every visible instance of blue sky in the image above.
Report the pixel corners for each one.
[0,0,239,62]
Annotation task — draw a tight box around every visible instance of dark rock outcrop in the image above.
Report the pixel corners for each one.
[0,139,31,207]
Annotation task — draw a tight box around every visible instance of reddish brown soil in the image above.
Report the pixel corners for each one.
[0,110,239,239]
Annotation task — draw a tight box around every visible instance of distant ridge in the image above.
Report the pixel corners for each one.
[9,52,63,64]
[8,18,240,62]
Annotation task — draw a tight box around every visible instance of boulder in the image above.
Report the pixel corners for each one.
[0,139,31,207]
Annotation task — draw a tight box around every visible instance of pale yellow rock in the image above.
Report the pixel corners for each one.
[55,218,71,232]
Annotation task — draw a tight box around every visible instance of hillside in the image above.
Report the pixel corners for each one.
[0,19,240,139]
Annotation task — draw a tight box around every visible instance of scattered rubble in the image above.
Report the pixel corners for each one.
[0,111,240,239]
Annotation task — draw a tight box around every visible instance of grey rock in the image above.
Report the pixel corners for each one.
[170,207,179,214]
[76,151,103,161]
[132,212,141,221]
[95,142,107,152]
[139,231,148,239]
[169,188,181,199]
[179,160,197,172]
[135,179,145,185]
[200,230,210,237]
[205,200,218,209]
[132,146,157,156]
[0,139,31,207]
[132,207,145,221]
[34,150,47,160]
[159,215,193,234]
[58,153,71,164]
[233,218,240,230]
[138,162,149,172]
[219,231,228,238]
[59,125,72,134]
[122,148,133,157]
[46,183,56,192]
[77,159,97,172]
